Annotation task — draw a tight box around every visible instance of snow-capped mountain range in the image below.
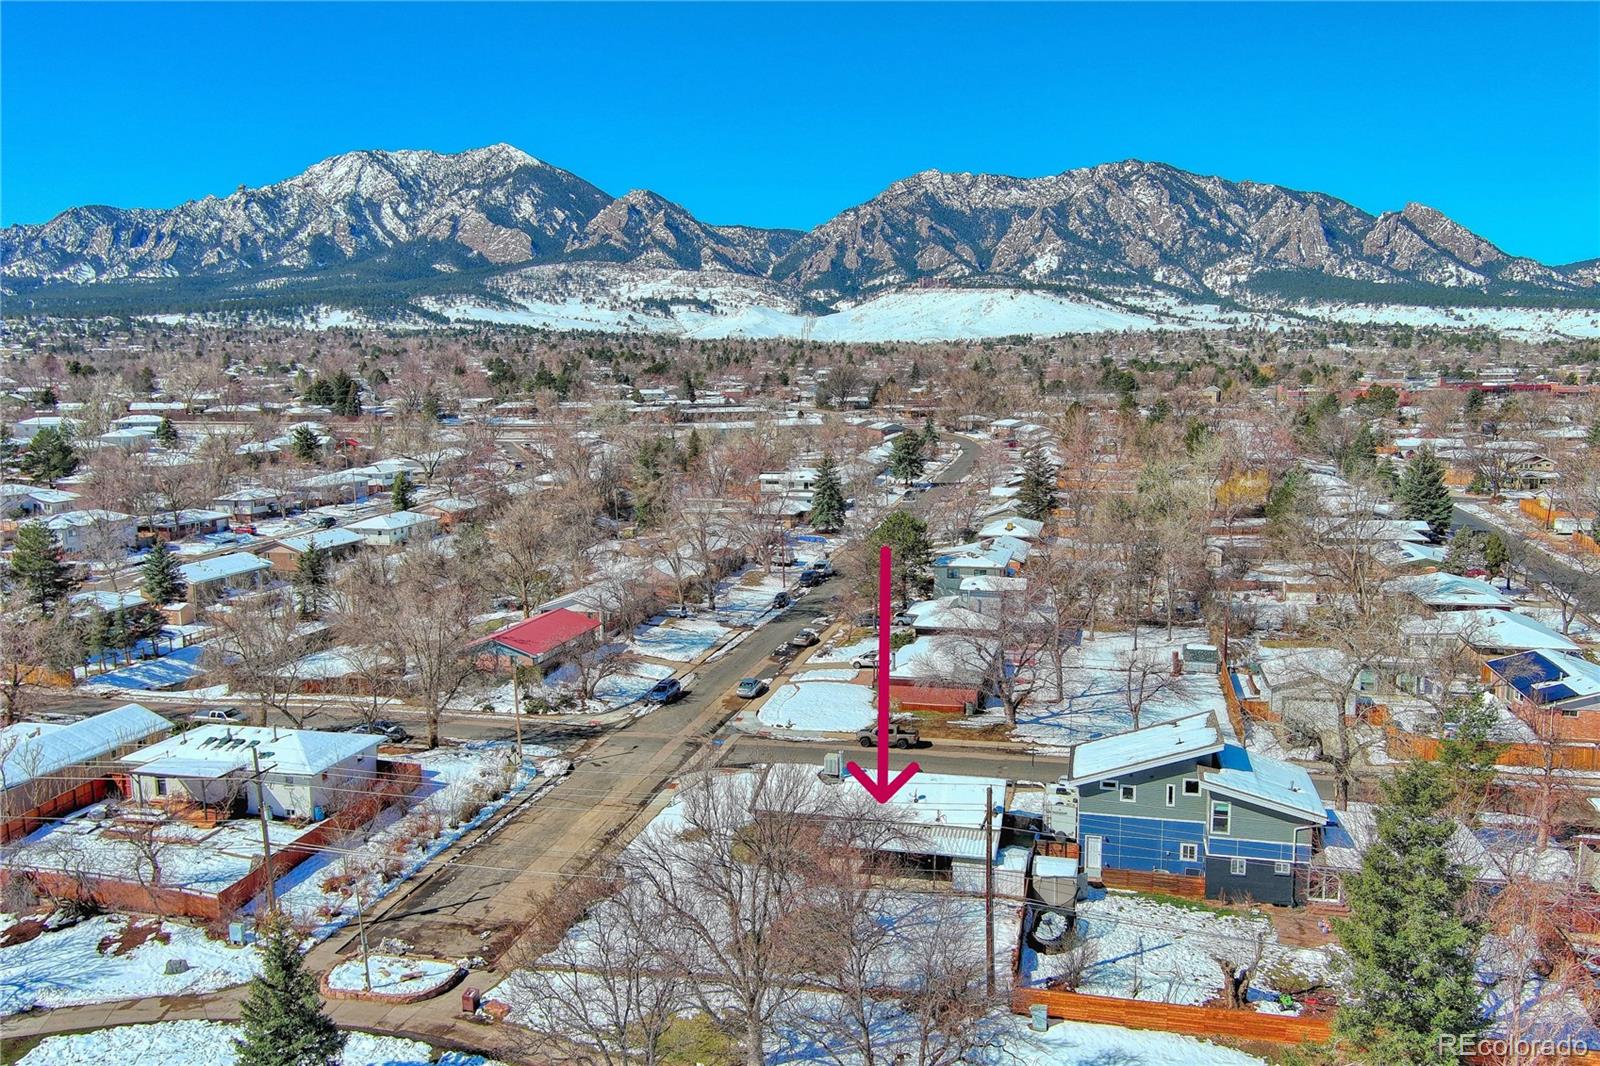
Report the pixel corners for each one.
[4,144,1597,338]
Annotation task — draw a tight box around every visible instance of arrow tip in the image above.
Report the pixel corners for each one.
[845,761,921,804]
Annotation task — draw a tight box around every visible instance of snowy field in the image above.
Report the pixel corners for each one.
[326,954,459,997]
[1013,628,1228,752]
[14,1021,504,1066]
[1020,890,1339,1007]
[0,914,259,1016]
[757,680,874,733]
[87,643,208,690]
[630,617,731,662]
[809,636,877,664]
[707,567,800,627]
[791,666,860,682]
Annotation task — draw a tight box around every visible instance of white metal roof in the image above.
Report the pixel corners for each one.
[1066,712,1223,785]
[0,704,170,789]
[122,725,377,777]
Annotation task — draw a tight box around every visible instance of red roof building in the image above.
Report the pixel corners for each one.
[471,608,601,668]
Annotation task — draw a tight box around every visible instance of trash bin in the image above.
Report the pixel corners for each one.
[461,987,480,1014]
[1028,1003,1049,1032]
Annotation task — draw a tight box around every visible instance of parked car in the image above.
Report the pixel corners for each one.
[662,604,697,618]
[310,515,338,529]
[856,721,922,749]
[233,525,257,536]
[789,628,820,649]
[735,677,768,699]
[808,560,835,577]
[892,612,917,628]
[774,554,798,567]
[850,650,879,669]
[645,678,684,704]
[190,706,245,724]
[365,718,411,743]
[772,591,792,609]
[798,570,824,588]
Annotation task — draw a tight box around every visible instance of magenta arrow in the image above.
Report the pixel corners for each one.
[847,544,920,803]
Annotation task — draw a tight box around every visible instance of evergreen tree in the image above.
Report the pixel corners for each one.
[293,546,330,619]
[19,426,79,485]
[288,425,322,463]
[1015,446,1059,522]
[920,417,939,452]
[870,512,931,607]
[809,454,847,532]
[1441,529,1481,575]
[1398,447,1454,539]
[152,416,180,448]
[1463,388,1486,419]
[1587,421,1600,447]
[391,471,414,511]
[234,914,346,1066]
[1265,468,1305,523]
[887,432,926,486]
[8,522,76,612]
[1482,532,1510,590]
[1333,760,1484,1064]
[139,541,187,605]
[419,392,441,422]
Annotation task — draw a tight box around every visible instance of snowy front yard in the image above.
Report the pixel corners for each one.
[14,1021,504,1066]
[630,616,732,662]
[756,679,875,733]
[326,953,460,998]
[0,914,259,1016]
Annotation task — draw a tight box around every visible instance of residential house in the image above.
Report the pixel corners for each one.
[1390,571,1515,611]
[470,608,603,673]
[146,508,231,541]
[262,527,365,573]
[1485,649,1600,742]
[0,703,171,843]
[0,485,79,518]
[976,516,1045,542]
[932,541,1018,595]
[121,724,380,821]
[1048,712,1326,906]
[347,510,438,547]
[41,510,137,555]
[417,496,483,531]
[214,487,292,523]
[888,633,994,714]
[178,551,274,605]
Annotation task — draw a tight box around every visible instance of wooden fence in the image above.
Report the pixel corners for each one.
[0,777,114,845]
[1097,868,1207,899]
[1384,725,1600,773]
[1012,988,1333,1046]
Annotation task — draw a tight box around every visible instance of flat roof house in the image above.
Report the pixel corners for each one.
[1,703,171,842]
[120,724,380,821]
[178,551,274,605]
[262,526,365,573]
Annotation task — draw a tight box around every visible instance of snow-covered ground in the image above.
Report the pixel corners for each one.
[809,636,877,664]
[630,616,731,662]
[757,680,875,733]
[0,914,259,1016]
[326,954,459,997]
[1020,890,1340,1007]
[1013,628,1228,752]
[14,1021,504,1066]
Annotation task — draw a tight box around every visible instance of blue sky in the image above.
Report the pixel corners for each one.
[3,2,1597,263]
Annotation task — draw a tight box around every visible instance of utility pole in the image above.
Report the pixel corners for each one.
[250,747,276,914]
[511,662,525,763]
[984,784,996,996]
[353,879,372,992]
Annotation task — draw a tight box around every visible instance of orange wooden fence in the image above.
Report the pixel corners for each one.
[1013,988,1333,1046]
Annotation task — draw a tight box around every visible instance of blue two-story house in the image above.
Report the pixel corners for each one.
[1045,711,1327,906]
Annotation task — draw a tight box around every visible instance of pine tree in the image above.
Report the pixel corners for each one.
[140,541,187,605]
[870,512,931,607]
[1482,532,1510,590]
[1398,447,1454,539]
[19,426,79,485]
[1265,468,1305,523]
[391,471,414,511]
[1016,446,1058,522]
[809,454,847,532]
[8,522,76,612]
[288,425,321,463]
[887,433,926,486]
[1333,760,1485,1064]
[153,416,180,448]
[234,914,346,1066]
[920,417,939,452]
[293,546,330,619]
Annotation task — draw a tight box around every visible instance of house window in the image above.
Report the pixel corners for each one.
[947,569,958,579]
[1119,785,1137,802]
[1165,784,1176,807]
[1230,857,1247,876]
[1274,861,1292,876]
[1211,801,1231,835]
[1562,707,1579,718]
[1101,780,1118,791]
[1180,843,1198,862]
[1183,779,1200,796]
